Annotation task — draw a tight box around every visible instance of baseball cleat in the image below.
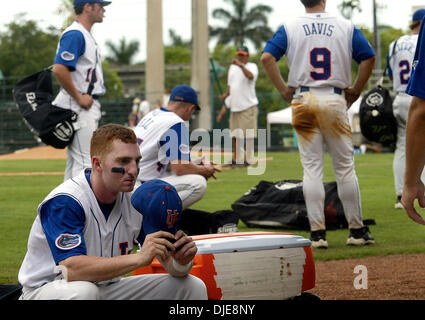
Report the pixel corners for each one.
[309,230,328,249]
[394,196,403,209]
[346,226,375,246]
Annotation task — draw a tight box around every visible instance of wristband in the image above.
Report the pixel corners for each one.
[172,259,193,273]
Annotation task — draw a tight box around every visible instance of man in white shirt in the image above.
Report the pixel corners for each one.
[216,46,259,167]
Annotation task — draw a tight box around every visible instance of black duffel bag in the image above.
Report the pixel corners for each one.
[13,68,77,149]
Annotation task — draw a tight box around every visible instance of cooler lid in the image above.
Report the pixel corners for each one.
[193,233,311,254]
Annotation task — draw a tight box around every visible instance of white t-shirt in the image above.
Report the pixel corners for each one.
[225,62,259,112]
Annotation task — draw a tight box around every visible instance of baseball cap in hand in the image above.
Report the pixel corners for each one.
[74,0,111,8]
[131,179,182,236]
[412,8,425,22]
[169,84,200,110]
[236,45,249,56]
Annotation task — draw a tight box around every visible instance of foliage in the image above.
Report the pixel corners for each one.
[209,0,273,50]
[102,60,124,99]
[0,18,59,78]
[338,0,362,19]
[105,37,140,65]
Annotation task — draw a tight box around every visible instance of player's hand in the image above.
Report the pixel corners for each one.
[137,231,176,266]
[344,87,361,108]
[232,58,242,67]
[172,230,197,266]
[280,86,295,104]
[401,181,425,225]
[77,93,94,110]
[203,164,221,180]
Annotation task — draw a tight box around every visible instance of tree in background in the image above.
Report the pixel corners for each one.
[209,0,273,49]
[338,0,362,19]
[105,37,140,65]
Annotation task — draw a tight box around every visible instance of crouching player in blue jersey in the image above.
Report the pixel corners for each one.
[18,124,207,300]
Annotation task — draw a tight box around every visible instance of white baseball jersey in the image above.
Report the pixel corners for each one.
[387,34,418,93]
[134,108,190,182]
[225,62,259,112]
[18,171,142,290]
[284,13,354,88]
[52,21,106,113]
[264,13,374,90]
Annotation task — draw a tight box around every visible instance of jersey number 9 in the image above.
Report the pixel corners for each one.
[310,48,331,81]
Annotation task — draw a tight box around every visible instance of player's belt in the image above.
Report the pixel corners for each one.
[92,95,100,100]
[299,86,342,95]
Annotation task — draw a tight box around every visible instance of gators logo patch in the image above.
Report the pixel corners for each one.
[55,233,82,250]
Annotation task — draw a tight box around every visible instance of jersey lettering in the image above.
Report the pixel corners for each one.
[302,23,334,37]
[119,242,129,255]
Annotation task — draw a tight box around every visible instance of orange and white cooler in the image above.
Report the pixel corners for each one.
[132,232,315,300]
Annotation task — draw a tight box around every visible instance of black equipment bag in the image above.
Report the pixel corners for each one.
[13,68,77,149]
[231,180,349,230]
[359,85,397,150]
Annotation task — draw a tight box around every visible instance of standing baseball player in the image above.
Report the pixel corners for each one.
[18,124,207,300]
[261,0,375,248]
[134,84,220,210]
[52,0,109,181]
[387,9,425,209]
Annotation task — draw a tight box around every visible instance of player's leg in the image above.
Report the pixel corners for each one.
[292,97,326,231]
[65,100,101,179]
[392,94,407,208]
[20,280,100,300]
[99,274,207,300]
[161,174,207,209]
[324,110,374,245]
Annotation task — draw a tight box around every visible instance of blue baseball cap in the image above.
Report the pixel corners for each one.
[131,179,182,236]
[74,0,111,8]
[412,9,425,22]
[169,84,200,110]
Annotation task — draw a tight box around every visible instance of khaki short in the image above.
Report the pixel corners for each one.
[229,105,258,139]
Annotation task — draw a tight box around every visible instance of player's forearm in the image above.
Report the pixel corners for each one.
[59,254,142,282]
[170,161,211,178]
[404,96,425,187]
[261,52,287,95]
[240,64,254,80]
[52,64,82,102]
[352,56,376,93]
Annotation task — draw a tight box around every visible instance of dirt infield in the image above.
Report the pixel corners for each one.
[311,253,425,300]
[0,146,66,160]
[2,146,425,299]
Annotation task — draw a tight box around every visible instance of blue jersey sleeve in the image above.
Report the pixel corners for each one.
[39,195,87,264]
[262,25,288,62]
[54,30,85,71]
[352,26,375,64]
[159,122,191,161]
[407,17,425,99]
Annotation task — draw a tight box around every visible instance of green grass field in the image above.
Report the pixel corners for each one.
[1,152,425,284]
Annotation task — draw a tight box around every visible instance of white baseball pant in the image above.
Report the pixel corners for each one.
[19,274,207,300]
[392,93,425,196]
[292,87,364,231]
[64,99,101,181]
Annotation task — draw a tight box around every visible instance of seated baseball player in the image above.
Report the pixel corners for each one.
[18,124,207,300]
[133,84,221,209]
